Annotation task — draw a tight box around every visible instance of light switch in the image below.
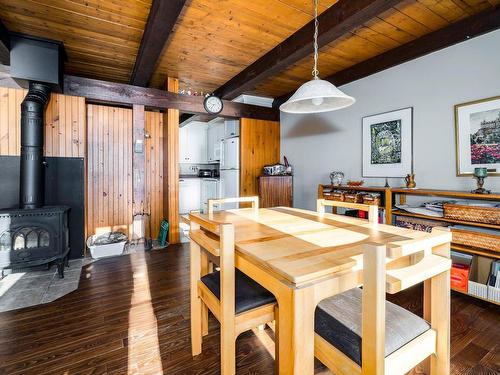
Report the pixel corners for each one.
[134,139,144,153]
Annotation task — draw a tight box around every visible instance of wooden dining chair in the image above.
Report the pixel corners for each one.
[208,196,259,213]
[317,198,379,223]
[314,229,452,375]
[189,213,277,374]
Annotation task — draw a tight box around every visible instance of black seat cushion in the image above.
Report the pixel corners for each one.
[201,269,276,314]
[315,288,430,365]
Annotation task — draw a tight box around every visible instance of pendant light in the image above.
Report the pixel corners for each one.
[279,0,355,114]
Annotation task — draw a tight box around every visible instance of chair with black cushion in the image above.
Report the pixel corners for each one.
[189,213,277,375]
[314,229,452,374]
[317,198,378,223]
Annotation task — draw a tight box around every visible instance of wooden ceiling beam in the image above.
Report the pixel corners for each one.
[130,0,186,87]
[0,20,11,65]
[213,0,403,100]
[64,75,279,121]
[275,6,500,107]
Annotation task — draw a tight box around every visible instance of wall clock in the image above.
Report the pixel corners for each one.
[203,95,223,115]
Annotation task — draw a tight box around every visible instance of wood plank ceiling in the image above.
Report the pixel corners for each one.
[0,0,499,98]
[0,0,152,83]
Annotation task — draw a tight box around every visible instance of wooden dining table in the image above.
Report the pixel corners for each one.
[189,206,451,375]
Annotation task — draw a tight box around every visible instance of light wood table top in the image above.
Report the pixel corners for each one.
[191,207,436,286]
[189,206,451,375]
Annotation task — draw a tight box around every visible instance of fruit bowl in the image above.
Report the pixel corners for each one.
[346,180,364,187]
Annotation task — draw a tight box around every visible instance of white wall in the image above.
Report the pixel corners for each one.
[281,29,500,210]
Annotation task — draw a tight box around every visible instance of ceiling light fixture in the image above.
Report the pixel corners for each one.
[279,0,355,114]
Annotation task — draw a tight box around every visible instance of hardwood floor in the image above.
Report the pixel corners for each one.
[0,244,498,375]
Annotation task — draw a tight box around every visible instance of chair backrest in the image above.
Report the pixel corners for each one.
[317,198,378,223]
[189,214,236,339]
[360,230,451,374]
[208,196,259,214]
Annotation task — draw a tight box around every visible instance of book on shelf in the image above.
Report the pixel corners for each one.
[343,208,385,223]
[489,259,500,288]
[394,215,444,233]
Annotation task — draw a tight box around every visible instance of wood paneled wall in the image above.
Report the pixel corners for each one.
[87,104,133,236]
[0,87,86,157]
[0,87,165,241]
[145,111,164,237]
[240,118,280,198]
[86,104,165,239]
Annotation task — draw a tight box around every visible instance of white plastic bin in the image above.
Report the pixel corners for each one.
[87,232,127,259]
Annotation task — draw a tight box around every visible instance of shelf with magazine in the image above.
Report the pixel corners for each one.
[391,188,500,305]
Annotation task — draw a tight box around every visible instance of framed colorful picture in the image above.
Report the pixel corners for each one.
[455,96,500,176]
[362,107,413,178]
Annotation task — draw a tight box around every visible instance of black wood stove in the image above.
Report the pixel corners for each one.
[0,206,69,277]
[0,77,70,277]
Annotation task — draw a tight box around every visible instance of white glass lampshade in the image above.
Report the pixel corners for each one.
[279,79,355,114]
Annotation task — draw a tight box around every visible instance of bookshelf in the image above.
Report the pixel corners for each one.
[318,185,500,304]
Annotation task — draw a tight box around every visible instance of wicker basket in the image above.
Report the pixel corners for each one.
[362,194,381,206]
[329,191,345,201]
[451,228,500,252]
[443,203,500,225]
[344,192,364,203]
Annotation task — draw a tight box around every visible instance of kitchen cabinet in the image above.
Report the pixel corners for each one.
[179,178,201,214]
[207,121,224,162]
[224,119,239,138]
[180,122,208,163]
[259,175,293,208]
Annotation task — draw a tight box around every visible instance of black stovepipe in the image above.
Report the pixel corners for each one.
[19,82,51,209]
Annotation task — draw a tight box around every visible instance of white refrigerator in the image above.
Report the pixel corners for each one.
[220,137,239,210]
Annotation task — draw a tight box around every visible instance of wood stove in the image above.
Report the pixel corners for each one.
[0,38,71,277]
[0,206,69,277]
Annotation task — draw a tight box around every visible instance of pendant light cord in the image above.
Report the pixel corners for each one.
[312,0,319,79]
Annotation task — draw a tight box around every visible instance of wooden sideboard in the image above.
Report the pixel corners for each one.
[259,175,293,208]
[318,184,500,305]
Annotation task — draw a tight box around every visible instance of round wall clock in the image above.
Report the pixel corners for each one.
[203,95,223,115]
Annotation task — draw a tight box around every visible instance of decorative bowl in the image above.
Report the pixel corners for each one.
[347,180,364,187]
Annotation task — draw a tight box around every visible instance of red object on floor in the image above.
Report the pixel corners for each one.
[451,262,470,293]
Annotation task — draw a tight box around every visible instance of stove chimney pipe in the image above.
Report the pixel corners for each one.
[19,82,51,209]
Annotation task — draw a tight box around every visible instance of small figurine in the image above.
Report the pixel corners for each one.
[405,173,416,188]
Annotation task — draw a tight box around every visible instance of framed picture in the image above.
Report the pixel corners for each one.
[362,107,413,178]
[455,96,500,176]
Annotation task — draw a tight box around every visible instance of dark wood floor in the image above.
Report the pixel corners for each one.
[0,244,498,375]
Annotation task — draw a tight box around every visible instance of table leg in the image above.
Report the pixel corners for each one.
[201,252,209,337]
[277,287,315,375]
[190,238,203,356]
[424,271,450,375]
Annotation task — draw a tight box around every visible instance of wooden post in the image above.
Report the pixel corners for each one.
[424,239,451,375]
[385,188,392,225]
[219,224,236,374]
[163,77,180,244]
[190,219,202,356]
[132,104,146,240]
[362,244,386,375]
